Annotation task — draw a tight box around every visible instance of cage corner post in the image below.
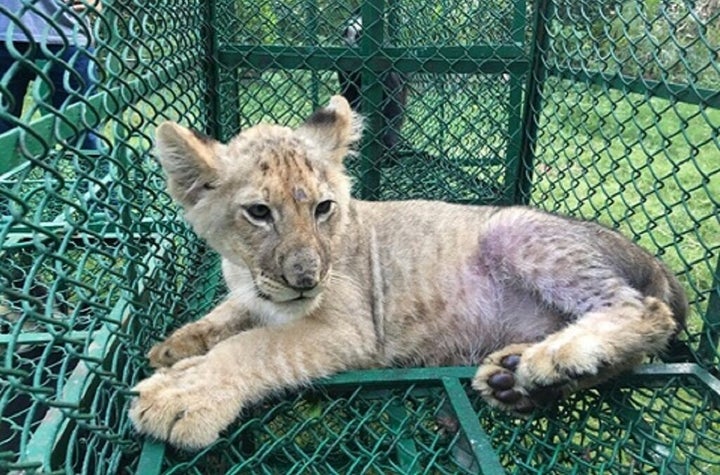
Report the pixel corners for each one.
[698,255,720,366]
[513,0,553,206]
[204,0,240,142]
[358,0,386,201]
[501,0,531,206]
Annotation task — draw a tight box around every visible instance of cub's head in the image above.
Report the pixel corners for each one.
[155,96,362,319]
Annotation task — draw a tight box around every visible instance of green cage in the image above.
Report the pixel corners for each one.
[1,0,718,473]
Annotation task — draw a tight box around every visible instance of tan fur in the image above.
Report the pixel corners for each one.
[129,96,687,449]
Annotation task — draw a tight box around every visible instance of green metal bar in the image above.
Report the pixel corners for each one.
[135,440,167,475]
[129,244,174,475]
[689,364,720,396]
[215,0,242,141]
[502,78,526,203]
[358,0,386,200]
[322,363,720,393]
[0,331,89,345]
[514,0,552,204]
[546,66,720,109]
[303,0,321,108]
[441,377,505,475]
[217,45,528,75]
[0,156,31,180]
[698,255,720,365]
[204,0,226,139]
[321,366,476,388]
[627,363,720,396]
[0,217,159,246]
[0,53,200,174]
[502,0,530,203]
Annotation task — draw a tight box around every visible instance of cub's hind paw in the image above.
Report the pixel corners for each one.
[472,343,566,414]
[517,331,612,389]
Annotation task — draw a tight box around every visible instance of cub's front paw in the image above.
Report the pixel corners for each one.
[129,355,241,449]
[147,325,210,368]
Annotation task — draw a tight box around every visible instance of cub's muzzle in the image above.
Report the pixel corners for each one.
[281,247,322,291]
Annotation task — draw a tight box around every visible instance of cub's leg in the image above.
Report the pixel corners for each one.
[473,297,676,412]
[471,210,682,413]
[130,318,374,449]
[148,298,254,368]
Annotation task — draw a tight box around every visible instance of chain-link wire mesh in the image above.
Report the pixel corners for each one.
[523,0,720,367]
[0,0,217,471]
[138,367,719,474]
[0,0,718,473]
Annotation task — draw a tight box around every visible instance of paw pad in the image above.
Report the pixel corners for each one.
[488,371,514,390]
[475,348,567,414]
[501,354,520,371]
[476,351,539,414]
[487,369,526,406]
[487,370,533,411]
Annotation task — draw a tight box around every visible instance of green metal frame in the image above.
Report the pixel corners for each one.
[134,364,720,475]
[213,7,530,203]
[1,0,718,473]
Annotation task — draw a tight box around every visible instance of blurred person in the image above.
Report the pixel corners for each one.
[0,0,106,334]
[0,0,102,150]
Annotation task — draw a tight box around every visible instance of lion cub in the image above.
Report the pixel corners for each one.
[129,96,686,449]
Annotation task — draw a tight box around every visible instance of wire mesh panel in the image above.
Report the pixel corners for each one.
[157,384,485,474]
[134,366,719,475]
[0,0,718,473]
[477,371,720,473]
[0,0,215,472]
[215,0,532,204]
[521,0,720,366]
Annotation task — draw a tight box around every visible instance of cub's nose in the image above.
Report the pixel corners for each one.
[286,276,318,292]
[282,248,321,291]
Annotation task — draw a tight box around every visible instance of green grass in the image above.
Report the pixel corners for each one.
[214,70,720,360]
[4,68,718,353]
[530,79,719,345]
[2,33,719,473]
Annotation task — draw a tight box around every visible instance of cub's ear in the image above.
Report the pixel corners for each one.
[297,95,363,163]
[155,122,224,207]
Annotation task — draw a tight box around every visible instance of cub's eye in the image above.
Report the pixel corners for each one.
[315,200,335,219]
[244,204,273,223]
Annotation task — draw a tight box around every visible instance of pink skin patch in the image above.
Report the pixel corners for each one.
[293,186,308,202]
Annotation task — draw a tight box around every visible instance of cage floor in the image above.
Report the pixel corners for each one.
[135,365,720,475]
